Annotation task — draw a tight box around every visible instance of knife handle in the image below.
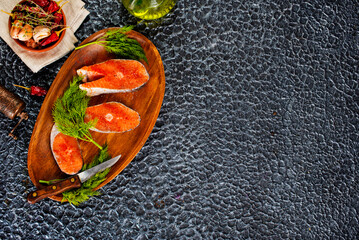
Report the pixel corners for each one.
[27,176,81,204]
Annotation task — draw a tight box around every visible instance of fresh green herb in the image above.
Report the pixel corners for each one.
[40,144,112,206]
[52,75,102,149]
[75,26,148,63]
[61,144,112,206]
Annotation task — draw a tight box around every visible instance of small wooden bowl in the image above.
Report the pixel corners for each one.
[8,1,66,52]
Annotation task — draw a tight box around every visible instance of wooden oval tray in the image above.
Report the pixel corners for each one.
[27,28,165,202]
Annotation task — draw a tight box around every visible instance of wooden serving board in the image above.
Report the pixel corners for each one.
[27,28,165,202]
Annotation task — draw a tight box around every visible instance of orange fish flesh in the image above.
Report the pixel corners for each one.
[50,125,83,175]
[77,59,149,96]
[84,102,140,133]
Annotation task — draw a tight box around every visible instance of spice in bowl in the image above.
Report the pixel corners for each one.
[3,0,68,51]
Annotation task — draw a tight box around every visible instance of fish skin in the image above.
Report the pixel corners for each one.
[77,59,149,96]
[84,102,140,133]
[50,124,83,175]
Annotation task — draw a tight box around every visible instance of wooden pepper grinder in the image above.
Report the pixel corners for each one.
[0,84,28,140]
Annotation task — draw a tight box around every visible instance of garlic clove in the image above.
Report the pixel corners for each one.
[10,20,23,39]
[25,39,39,49]
[33,26,51,43]
[18,24,33,41]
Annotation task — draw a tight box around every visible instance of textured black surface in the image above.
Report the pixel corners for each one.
[1,0,359,239]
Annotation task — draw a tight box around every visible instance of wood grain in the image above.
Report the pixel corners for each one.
[27,29,165,202]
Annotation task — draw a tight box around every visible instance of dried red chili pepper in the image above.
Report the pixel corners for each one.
[53,12,63,24]
[30,86,47,96]
[46,1,59,13]
[32,0,50,8]
[40,32,59,46]
[13,85,47,96]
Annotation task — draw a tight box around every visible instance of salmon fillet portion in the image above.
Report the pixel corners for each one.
[77,59,149,96]
[50,125,83,175]
[84,102,140,133]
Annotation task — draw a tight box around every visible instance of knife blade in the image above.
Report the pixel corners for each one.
[27,155,121,204]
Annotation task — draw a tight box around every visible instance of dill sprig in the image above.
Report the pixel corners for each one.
[61,144,112,206]
[52,75,102,149]
[75,26,148,63]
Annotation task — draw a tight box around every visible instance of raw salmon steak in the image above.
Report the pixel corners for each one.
[77,59,149,96]
[50,125,83,175]
[84,102,140,133]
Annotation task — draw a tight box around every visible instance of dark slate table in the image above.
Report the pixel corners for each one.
[1,0,359,239]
